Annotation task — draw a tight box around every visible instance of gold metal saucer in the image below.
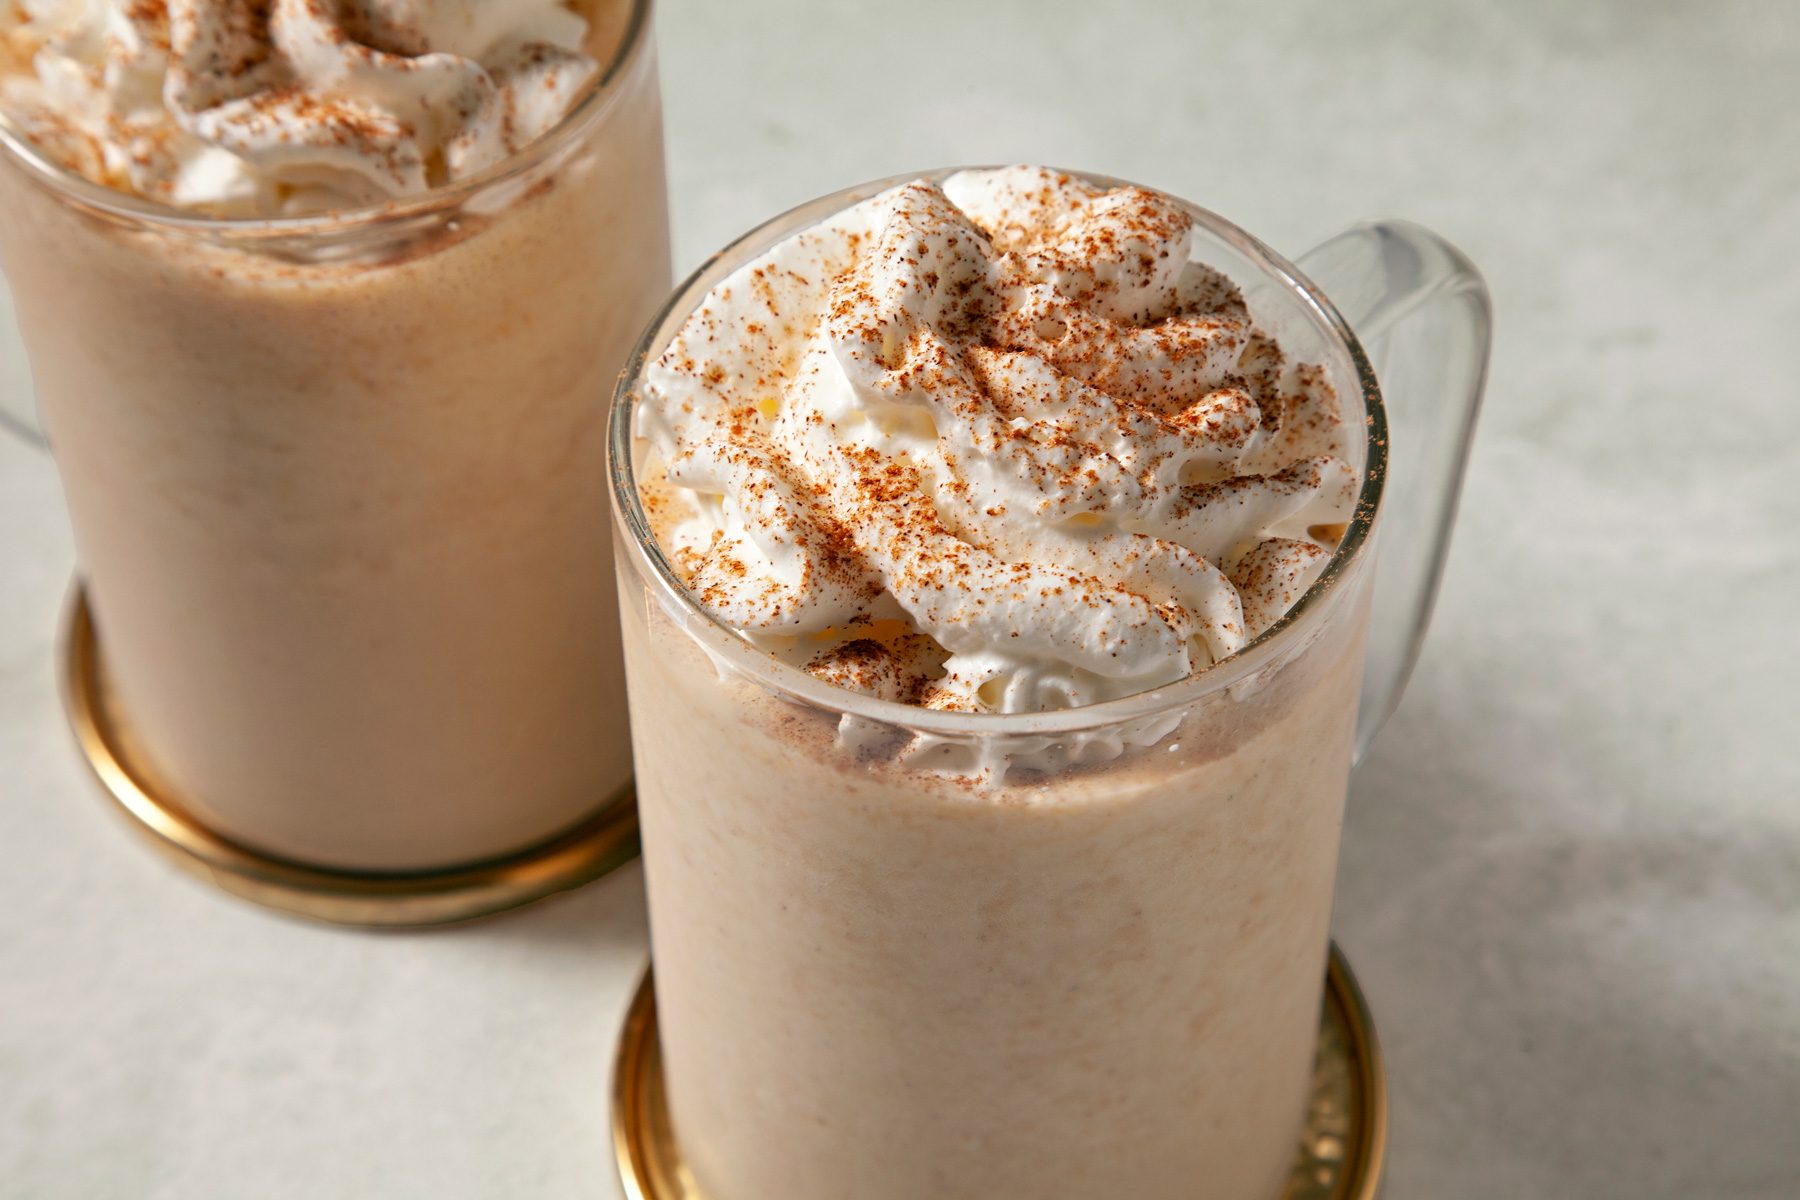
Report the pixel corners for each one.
[612,943,1387,1199]
[59,585,640,928]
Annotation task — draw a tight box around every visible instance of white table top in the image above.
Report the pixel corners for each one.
[4,3,1797,1197]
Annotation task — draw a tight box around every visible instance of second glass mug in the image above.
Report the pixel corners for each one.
[610,169,1489,1199]
[0,0,668,919]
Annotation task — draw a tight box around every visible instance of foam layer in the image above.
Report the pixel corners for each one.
[641,167,1358,726]
[1,0,599,213]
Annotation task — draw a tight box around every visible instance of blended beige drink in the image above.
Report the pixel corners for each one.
[613,167,1379,1198]
[0,0,667,869]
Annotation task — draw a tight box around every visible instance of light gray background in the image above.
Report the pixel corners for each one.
[3,1,1797,1197]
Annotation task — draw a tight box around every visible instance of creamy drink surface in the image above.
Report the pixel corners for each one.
[621,167,1371,1199]
[0,0,668,869]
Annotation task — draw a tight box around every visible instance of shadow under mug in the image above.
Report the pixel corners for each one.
[606,167,1490,1198]
[0,0,668,926]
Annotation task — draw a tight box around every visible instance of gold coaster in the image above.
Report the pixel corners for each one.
[613,943,1386,1199]
[59,585,640,928]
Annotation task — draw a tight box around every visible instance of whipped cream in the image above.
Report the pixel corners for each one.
[639,167,1359,738]
[0,0,599,214]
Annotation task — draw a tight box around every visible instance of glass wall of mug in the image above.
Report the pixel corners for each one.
[0,0,669,871]
[608,171,1387,1200]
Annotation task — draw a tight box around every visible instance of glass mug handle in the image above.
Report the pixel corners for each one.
[1295,221,1492,764]
[0,297,46,449]
[0,398,45,449]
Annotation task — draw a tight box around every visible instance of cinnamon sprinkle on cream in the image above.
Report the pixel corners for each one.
[638,166,1361,726]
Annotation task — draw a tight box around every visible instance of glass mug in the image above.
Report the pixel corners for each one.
[609,169,1488,1199]
[0,0,667,907]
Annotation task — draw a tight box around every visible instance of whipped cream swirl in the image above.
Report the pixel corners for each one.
[0,0,599,213]
[639,167,1359,728]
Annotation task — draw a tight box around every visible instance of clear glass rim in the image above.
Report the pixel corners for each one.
[0,0,651,237]
[608,166,1388,736]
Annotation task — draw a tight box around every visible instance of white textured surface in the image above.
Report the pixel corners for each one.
[2,1,1797,1197]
